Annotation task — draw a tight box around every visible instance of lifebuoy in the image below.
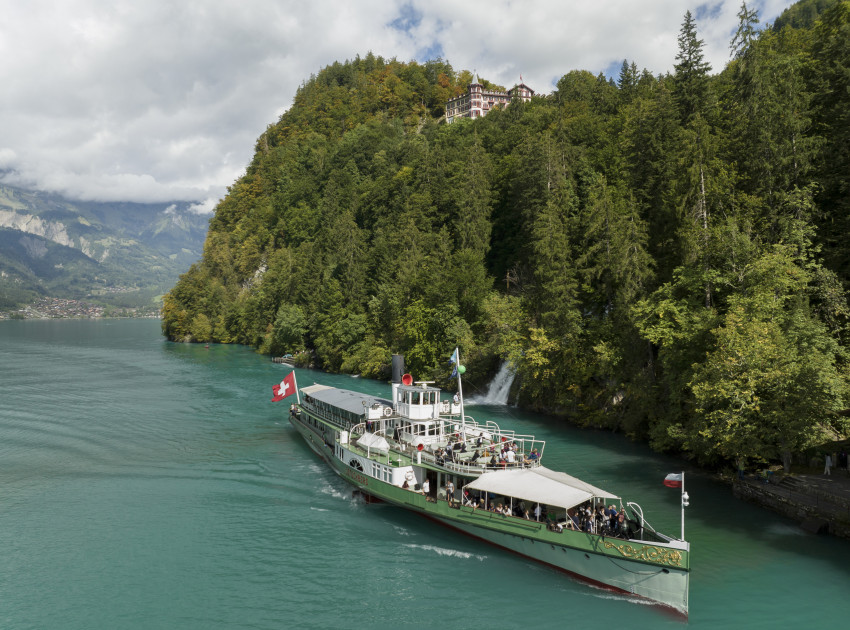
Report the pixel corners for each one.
[383,407,393,417]
[405,471,415,482]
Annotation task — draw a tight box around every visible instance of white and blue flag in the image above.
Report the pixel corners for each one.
[449,347,459,379]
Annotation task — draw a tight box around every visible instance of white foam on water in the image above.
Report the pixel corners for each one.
[403,543,487,561]
[318,482,350,501]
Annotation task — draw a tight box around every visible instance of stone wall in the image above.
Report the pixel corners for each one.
[733,478,850,539]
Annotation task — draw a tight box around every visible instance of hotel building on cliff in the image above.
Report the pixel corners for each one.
[445,78,535,123]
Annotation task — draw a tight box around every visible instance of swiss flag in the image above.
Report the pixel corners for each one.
[272,371,296,402]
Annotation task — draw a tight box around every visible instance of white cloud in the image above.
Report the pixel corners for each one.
[0,0,796,205]
[188,198,219,215]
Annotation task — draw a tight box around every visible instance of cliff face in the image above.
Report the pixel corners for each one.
[0,209,72,246]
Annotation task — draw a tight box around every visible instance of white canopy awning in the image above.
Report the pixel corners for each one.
[465,466,618,509]
[357,432,390,452]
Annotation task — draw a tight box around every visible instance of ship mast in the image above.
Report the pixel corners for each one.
[452,347,466,436]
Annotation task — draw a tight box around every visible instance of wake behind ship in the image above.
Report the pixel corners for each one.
[281,353,690,617]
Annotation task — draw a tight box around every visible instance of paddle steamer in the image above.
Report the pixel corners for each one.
[286,353,690,617]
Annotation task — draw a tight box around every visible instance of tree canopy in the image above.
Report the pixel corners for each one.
[163,8,850,468]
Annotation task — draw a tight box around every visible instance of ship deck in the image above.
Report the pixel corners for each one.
[345,427,542,477]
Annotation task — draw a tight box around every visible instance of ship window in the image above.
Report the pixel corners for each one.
[349,459,364,472]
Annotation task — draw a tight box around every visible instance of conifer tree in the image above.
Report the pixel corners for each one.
[673,11,712,124]
[730,1,760,59]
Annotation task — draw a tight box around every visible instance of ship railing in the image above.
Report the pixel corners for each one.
[622,506,671,544]
[445,419,544,459]
[449,503,544,532]
[357,424,542,474]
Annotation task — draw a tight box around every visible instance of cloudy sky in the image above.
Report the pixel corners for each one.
[0,0,794,212]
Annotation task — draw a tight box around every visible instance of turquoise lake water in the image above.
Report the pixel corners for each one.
[1,319,847,629]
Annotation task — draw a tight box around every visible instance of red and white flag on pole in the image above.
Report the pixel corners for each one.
[663,473,683,488]
[271,372,296,402]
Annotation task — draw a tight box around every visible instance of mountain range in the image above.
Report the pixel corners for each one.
[0,183,209,312]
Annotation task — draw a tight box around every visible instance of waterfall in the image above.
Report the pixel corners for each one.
[468,361,516,405]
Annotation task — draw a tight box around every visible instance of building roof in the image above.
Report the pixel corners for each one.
[509,82,535,95]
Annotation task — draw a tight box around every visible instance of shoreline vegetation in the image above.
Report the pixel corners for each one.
[162,5,850,473]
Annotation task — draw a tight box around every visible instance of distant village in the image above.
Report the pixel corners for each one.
[1,297,159,320]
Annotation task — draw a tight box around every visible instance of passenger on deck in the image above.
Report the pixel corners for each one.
[445,480,455,506]
[607,505,618,533]
[526,448,539,462]
[505,449,516,465]
[534,503,541,521]
[595,506,605,533]
[421,478,430,498]
[617,511,627,537]
[438,448,449,466]
[470,450,480,464]
[489,453,498,466]
[402,479,410,490]
[476,432,484,448]
[584,506,594,533]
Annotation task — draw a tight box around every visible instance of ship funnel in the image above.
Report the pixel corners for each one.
[392,354,405,384]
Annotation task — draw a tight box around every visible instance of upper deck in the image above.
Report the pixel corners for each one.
[298,382,545,477]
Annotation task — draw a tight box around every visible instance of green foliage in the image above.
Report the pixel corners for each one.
[773,0,842,31]
[689,248,847,465]
[162,31,850,468]
[673,10,713,123]
[265,303,307,356]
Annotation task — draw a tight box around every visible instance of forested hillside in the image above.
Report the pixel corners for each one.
[163,4,850,468]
